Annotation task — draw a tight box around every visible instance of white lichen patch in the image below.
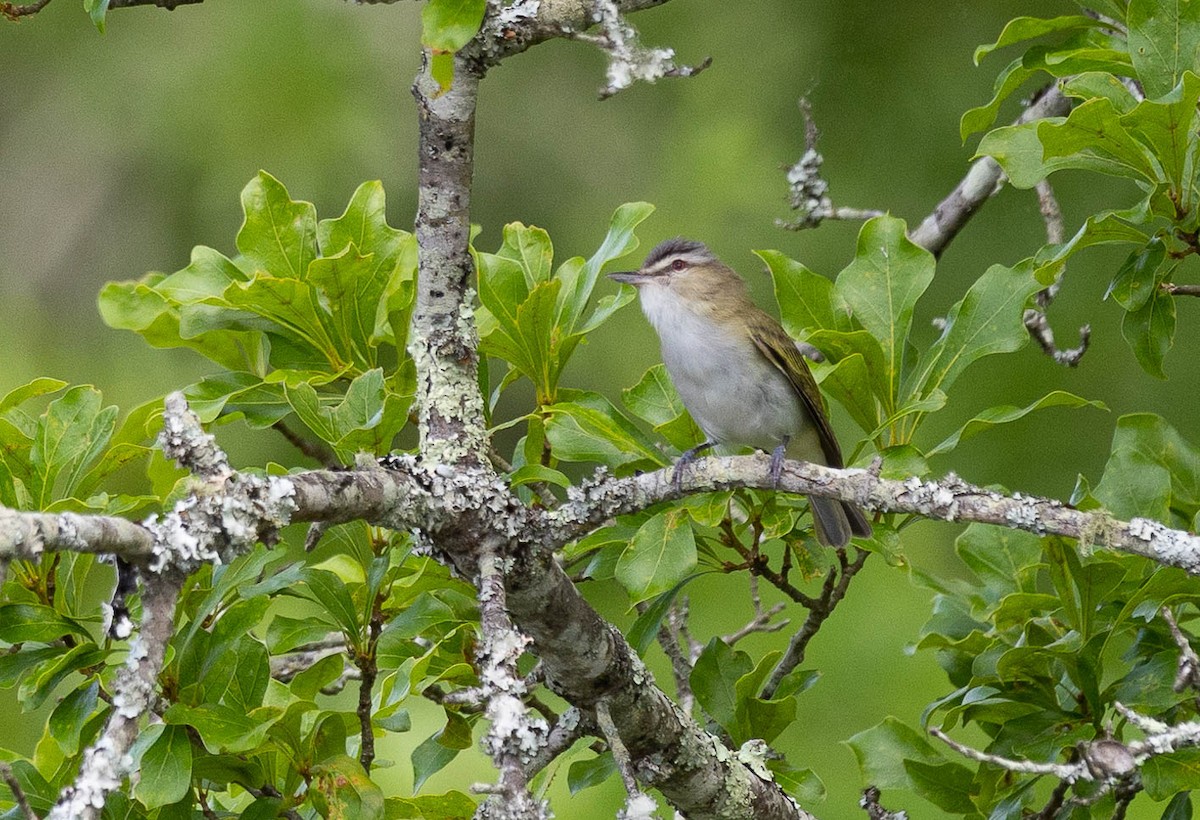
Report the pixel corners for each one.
[617,792,658,820]
[47,735,129,819]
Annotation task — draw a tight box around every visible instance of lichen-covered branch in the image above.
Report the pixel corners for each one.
[473,543,548,819]
[47,569,183,820]
[546,454,1200,574]
[909,85,1072,257]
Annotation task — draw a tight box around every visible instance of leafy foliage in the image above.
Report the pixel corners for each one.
[970,4,1200,377]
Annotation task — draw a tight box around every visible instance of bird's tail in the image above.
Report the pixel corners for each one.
[809,496,873,548]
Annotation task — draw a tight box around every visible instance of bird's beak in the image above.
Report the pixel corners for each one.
[607,271,648,285]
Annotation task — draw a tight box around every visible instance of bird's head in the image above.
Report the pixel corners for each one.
[608,238,741,292]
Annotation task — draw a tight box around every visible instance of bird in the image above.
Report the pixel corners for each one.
[608,237,871,547]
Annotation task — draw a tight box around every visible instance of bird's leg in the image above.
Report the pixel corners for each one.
[674,439,717,493]
[769,436,790,488]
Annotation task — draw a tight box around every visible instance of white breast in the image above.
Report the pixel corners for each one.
[638,284,807,451]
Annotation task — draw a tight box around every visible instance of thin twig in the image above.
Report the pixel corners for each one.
[654,601,696,715]
[1161,606,1200,698]
[1162,282,1200,297]
[760,547,868,700]
[778,97,887,231]
[0,0,51,20]
[1031,778,1071,820]
[355,594,385,772]
[273,420,340,468]
[0,761,37,820]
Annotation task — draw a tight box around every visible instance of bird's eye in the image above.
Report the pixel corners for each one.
[671,259,686,272]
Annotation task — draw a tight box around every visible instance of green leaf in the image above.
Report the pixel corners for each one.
[562,201,655,331]
[1162,792,1194,818]
[28,385,117,508]
[622,364,686,428]
[385,791,477,819]
[236,171,317,280]
[133,724,192,809]
[306,246,387,369]
[0,378,67,415]
[845,717,944,790]
[760,249,845,335]
[1128,0,1200,98]
[1122,73,1200,196]
[507,464,571,490]
[1062,71,1142,113]
[298,568,361,641]
[960,57,1039,140]
[1095,414,1200,523]
[0,604,90,643]
[421,0,487,52]
[1145,750,1200,801]
[835,217,935,409]
[568,753,616,795]
[1035,210,1151,284]
[907,261,1042,401]
[48,679,100,756]
[973,15,1105,63]
[904,759,976,813]
[1122,283,1176,379]
[1107,239,1168,311]
[1037,97,1162,183]
[815,354,878,435]
[412,711,472,793]
[311,755,384,820]
[628,578,695,656]
[544,392,665,470]
[497,222,554,287]
[266,615,334,655]
[215,274,344,369]
[930,391,1107,456]
[615,508,697,602]
[691,638,753,731]
[83,0,110,32]
[165,703,278,754]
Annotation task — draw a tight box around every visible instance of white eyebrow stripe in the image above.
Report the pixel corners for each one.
[643,253,711,276]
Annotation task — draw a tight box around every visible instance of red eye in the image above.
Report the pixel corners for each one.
[671,259,686,271]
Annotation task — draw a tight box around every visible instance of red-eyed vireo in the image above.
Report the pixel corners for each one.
[609,238,872,547]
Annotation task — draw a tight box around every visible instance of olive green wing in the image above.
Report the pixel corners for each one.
[747,311,845,468]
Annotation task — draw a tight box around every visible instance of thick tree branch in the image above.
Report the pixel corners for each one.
[909,85,1072,257]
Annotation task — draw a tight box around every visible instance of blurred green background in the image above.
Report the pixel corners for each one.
[3,1,1199,817]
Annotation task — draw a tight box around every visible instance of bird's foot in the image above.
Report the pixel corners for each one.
[673,440,716,493]
[769,441,788,488]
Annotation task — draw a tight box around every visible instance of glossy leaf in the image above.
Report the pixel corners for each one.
[544,391,665,469]
[691,638,753,731]
[412,711,473,792]
[835,217,935,406]
[1107,238,1168,311]
[846,717,946,790]
[1128,0,1200,98]
[132,724,192,809]
[973,15,1104,64]
[906,261,1042,401]
[760,249,846,335]
[615,508,697,602]
[236,171,317,280]
[929,391,1107,456]
[1122,283,1176,379]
